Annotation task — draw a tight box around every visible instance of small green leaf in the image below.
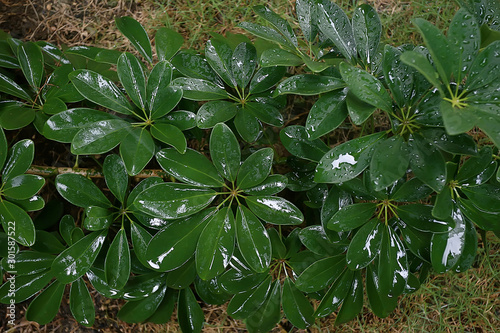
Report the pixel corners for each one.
[52,230,107,284]
[103,154,128,204]
[253,5,297,47]
[327,202,376,232]
[155,27,183,61]
[242,174,288,196]
[196,100,238,129]
[120,128,155,176]
[18,42,44,89]
[117,52,147,110]
[280,125,330,162]
[409,134,446,192]
[231,42,256,89]
[282,277,314,329]
[0,200,36,246]
[378,225,408,297]
[420,128,477,155]
[439,100,477,135]
[0,127,7,171]
[178,287,205,333]
[147,62,180,118]
[306,89,348,140]
[448,8,480,79]
[0,102,35,130]
[196,207,235,280]
[366,264,398,318]
[156,148,224,187]
[163,111,196,130]
[227,276,272,319]
[83,206,113,231]
[249,66,286,94]
[466,40,500,91]
[134,183,216,219]
[25,280,65,325]
[398,204,453,233]
[234,110,262,142]
[335,271,364,325]
[238,22,291,48]
[352,4,381,66]
[298,225,348,256]
[0,269,52,304]
[146,288,177,323]
[295,255,346,293]
[172,77,228,101]
[370,136,410,191]
[205,39,236,87]
[245,196,304,225]
[400,50,443,94]
[105,228,131,290]
[55,173,111,208]
[171,51,220,82]
[150,123,187,153]
[245,280,282,333]
[118,285,167,323]
[236,206,271,273]
[237,148,274,189]
[0,72,32,100]
[210,123,240,182]
[276,74,345,96]
[71,119,131,155]
[462,184,500,213]
[296,0,318,42]
[383,45,413,108]
[69,70,135,115]
[244,101,283,127]
[260,48,304,67]
[70,278,95,326]
[315,268,353,317]
[2,139,34,182]
[2,174,45,200]
[115,16,152,63]
[347,219,383,269]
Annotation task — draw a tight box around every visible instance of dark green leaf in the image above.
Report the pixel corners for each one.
[234,110,262,142]
[105,228,131,290]
[25,280,65,325]
[335,271,363,325]
[390,178,433,202]
[237,148,274,189]
[249,66,286,94]
[439,100,476,135]
[70,278,95,326]
[171,51,220,82]
[52,230,107,284]
[467,40,500,91]
[282,277,314,329]
[400,50,443,94]
[0,127,7,171]
[370,136,410,191]
[2,139,34,182]
[0,101,35,130]
[117,52,147,110]
[0,200,36,246]
[378,225,408,297]
[231,42,256,88]
[236,206,271,273]
[458,198,500,232]
[155,27,183,61]
[120,128,155,176]
[347,219,383,269]
[163,111,196,130]
[18,42,44,89]
[146,288,177,323]
[83,206,113,231]
[448,8,480,79]
[103,154,128,204]
[172,77,228,101]
[115,16,152,62]
[134,183,216,219]
[383,45,413,108]
[147,62,180,118]
[462,184,500,213]
[275,74,345,96]
[71,118,131,155]
[196,100,238,129]
[306,89,348,140]
[398,204,453,232]
[31,230,66,254]
[150,123,187,153]
[366,264,398,318]
[280,125,329,162]
[327,202,376,232]
[2,174,44,200]
[55,173,111,208]
[244,101,283,127]
[242,174,287,196]
[238,22,291,48]
[315,268,353,317]
[298,225,348,256]
[194,276,231,305]
[245,280,282,333]
[295,255,346,293]
[69,70,135,115]
[156,148,224,187]
[1,251,54,275]
[0,72,32,100]
[253,5,297,47]
[177,287,204,333]
[0,270,52,304]
[352,4,381,66]
[246,195,303,225]
[227,276,272,319]
[420,128,477,155]
[260,48,304,67]
[409,134,446,192]
[118,285,166,323]
[296,0,318,42]
[205,39,236,87]
[210,123,240,182]
[452,218,477,272]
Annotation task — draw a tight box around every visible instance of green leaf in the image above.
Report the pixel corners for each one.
[31,230,65,254]
[146,209,214,271]
[457,146,493,185]
[315,269,353,317]
[400,50,443,94]
[105,228,131,290]
[282,277,314,329]
[245,280,282,333]
[0,72,32,100]
[339,62,392,112]
[117,52,147,110]
[0,200,36,246]
[227,276,272,319]
[296,0,318,42]
[245,196,303,225]
[409,134,446,192]
[25,280,65,325]
[55,173,111,208]
[420,128,477,155]
[462,184,500,213]
[335,271,364,325]
[52,230,107,284]
[103,154,128,204]
[237,148,274,189]
[115,16,152,63]
[295,255,346,293]
[2,174,44,200]
[129,221,152,267]
[383,45,413,108]
[155,27,183,61]
[316,0,356,60]
[120,128,155,176]
[236,206,271,273]
[70,278,95,326]
[194,276,231,305]
[260,48,304,67]
[2,139,34,182]
[177,287,205,333]
[378,225,408,297]
[306,89,348,140]
[150,123,187,153]
[1,251,53,275]
[347,219,383,269]
[298,225,348,256]
[439,100,476,135]
[280,125,330,162]
[370,136,410,191]
[118,285,167,323]
[0,102,35,130]
[196,101,238,129]
[0,127,7,171]
[156,148,224,187]
[146,288,177,323]
[432,187,454,220]
[275,74,345,96]
[249,66,286,94]
[458,197,500,232]
[315,132,384,183]
[43,108,117,143]
[147,62,179,117]
[244,101,283,127]
[71,118,131,155]
[242,174,287,196]
[171,51,220,82]
[238,22,291,49]
[69,70,135,115]
[451,217,477,272]
[196,207,235,280]
[352,4,381,66]
[231,42,256,88]
[391,178,433,202]
[83,206,113,231]
[210,123,240,182]
[466,40,500,91]
[366,264,398,318]
[163,111,196,130]
[205,39,237,87]
[253,5,297,47]
[234,110,262,142]
[172,77,228,101]
[134,183,216,219]
[18,42,44,89]
[398,204,453,233]
[448,8,480,79]
[327,202,376,232]
[0,270,52,304]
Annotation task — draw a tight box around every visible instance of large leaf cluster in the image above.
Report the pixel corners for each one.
[0,0,499,331]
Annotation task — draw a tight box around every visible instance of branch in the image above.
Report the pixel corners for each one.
[27,165,170,179]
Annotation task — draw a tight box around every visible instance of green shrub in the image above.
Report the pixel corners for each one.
[0,0,499,331]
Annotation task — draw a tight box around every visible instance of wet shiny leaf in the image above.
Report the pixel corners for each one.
[55,173,111,208]
[276,74,345,96]
[196,100,238,129]
[306,89,348,139]
[105,228,131,290]
[0,200,36,246]
[370,136,409,191]
[155,27,183,61]
[210,123,240,182]
[103,154,128,204]
[177,287,204,333]
[25,280,65,325]
[327,202,377,232]
[231,42,256,88]
[282,277,314,329]
[347,219,383,269]
[18,41,44,89]
[237,147,273,189]
[280,125,330,162]
[335,270,363,325]
[115,16,152,62]
[378,225,408,297]
[172,77,228,101]
[120,128,155,176]
[71,119,131,155]
[70,277,95,326]
[246,195,304,225]
[117,52,147,110]
[295,255,346,293]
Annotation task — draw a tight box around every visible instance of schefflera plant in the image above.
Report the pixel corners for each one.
[400,8,500,147]
[0,130,45,247]
[171,38,286,142]
[134,123,304,281]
